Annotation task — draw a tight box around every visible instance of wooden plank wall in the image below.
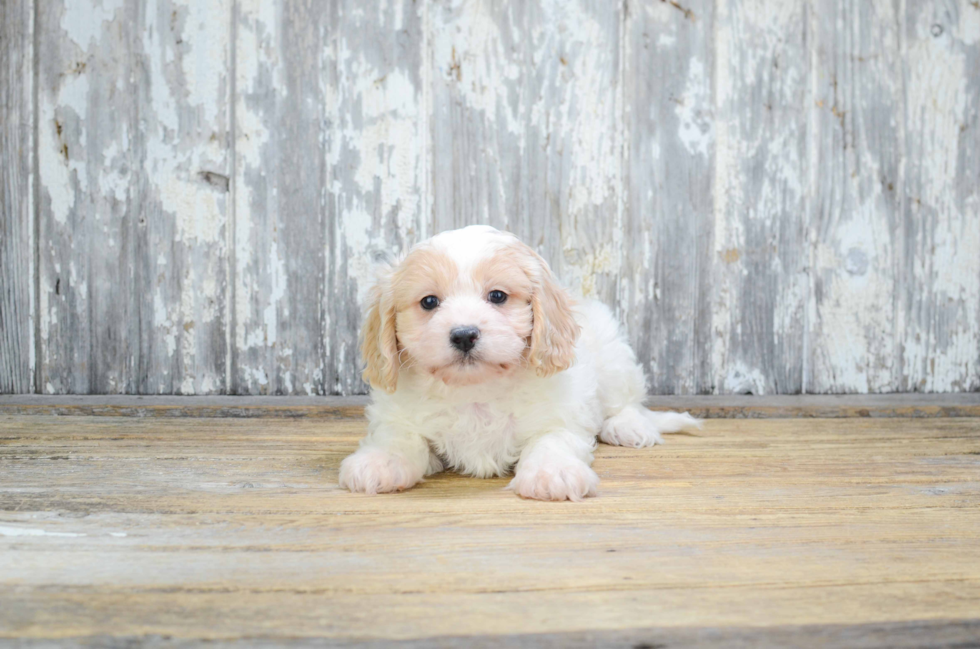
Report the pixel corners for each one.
[1,0,978,396]
[0,0,35,394]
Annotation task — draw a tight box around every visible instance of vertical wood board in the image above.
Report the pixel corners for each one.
[36,0,231,394]
[0,0,35,394]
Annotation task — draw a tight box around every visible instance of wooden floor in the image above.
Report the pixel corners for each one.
[1,406,979,647]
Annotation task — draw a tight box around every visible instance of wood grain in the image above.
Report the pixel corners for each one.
[900,1,980,392]
[808,0,980,393]
[622,0,714,394]
[428,0,623,307]
[328,0,427,395]
[808,0,904,394]
[711,0,809,395]
[0,0,34,394]
[36,0,140,394]
[35,0,231,394]
[233,0,427,396]
[1,413,978,643]
[4,0,980,396]
[233,0,331,396]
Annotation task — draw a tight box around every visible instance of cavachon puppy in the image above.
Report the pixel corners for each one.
[339,225,702,501]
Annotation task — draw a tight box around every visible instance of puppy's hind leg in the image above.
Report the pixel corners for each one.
[599,407,702,448]
[584,301,703,448]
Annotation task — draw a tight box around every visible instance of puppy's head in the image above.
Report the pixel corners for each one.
[361,226,580,392]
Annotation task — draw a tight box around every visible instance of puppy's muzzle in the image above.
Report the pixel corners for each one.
[449,326,480,354]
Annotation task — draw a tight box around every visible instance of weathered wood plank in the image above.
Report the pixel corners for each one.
[1,415,979,641]
[35,1,150,394]
[710,0,809,395]
[429,0,623,305]
[327,0,427,395]
[232,0,330,395]
[36,0,231,394]
[0,0,35,394]
[428,1,525,235]
[2,393,980,419]
[523,0,624,307]
[233,0,427,396]
[7,620,980,648]
[900,1,980,392]
[807,0,906,393]
[622,0,714,394]
[37,0,137,393]
[138,0,233,394]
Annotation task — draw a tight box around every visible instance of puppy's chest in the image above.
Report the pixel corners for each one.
[427,402,522,476]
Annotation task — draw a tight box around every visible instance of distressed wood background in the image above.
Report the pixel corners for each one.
[1,0,978,396]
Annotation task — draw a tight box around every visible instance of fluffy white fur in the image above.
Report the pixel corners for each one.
[339,225,702,501]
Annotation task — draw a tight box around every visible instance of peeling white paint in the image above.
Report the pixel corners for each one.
[264,237,286,346]
[903,4,980,391]
[675,59,713,158]
[179,0,229,126]
[20,0,979,397]
[155,290,177,358]
[432,1,523,136]
[346,67,422,227]
[39,73,89,225]
[807,0,905,393]
[723,361,768,395]
[61,0,124,50]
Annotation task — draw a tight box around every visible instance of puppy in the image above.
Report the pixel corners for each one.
[339,225,701,501]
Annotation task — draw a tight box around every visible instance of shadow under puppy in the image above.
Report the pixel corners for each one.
[339,225,701,501]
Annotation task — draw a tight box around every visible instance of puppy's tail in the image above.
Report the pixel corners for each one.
[645,410,703,434]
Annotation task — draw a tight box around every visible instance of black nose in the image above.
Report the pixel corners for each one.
[449,326,480,353]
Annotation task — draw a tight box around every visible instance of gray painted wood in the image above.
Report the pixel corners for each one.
[430,0,623,308]
[623,0,716,395]
[0,0,34,394]
[34,0,231,394]
[233,0,330,395]
[36,0,141,394]
[710,0,809,395]
[233,0,425,396]
[901,0,980,393]
[809,0,980,394]
[328,0,426,395]
[3,0,979,395]
[808,0,908,394]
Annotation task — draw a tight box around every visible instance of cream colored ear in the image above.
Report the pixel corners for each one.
[360,276,399,393]
[527,251,580,377]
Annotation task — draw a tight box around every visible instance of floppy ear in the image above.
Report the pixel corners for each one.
[527,251,580,377]
[360,272,399,393]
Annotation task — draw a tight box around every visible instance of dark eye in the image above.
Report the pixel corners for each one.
[488,290,507,305]
[420,295,440,310]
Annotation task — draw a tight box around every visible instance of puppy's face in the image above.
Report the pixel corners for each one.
[362,226,580,392]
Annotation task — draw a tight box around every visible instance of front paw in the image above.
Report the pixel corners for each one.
[508,460,599,502]
[339,448,423,494]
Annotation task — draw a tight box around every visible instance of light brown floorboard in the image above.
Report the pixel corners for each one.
[1,414,978,646]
